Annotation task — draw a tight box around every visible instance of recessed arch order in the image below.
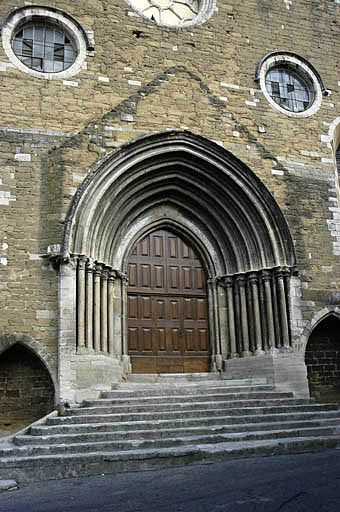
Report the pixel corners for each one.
[64,130,295,275]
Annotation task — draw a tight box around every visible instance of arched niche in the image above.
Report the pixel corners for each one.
[305,313,340,403]
[0,343,55,433]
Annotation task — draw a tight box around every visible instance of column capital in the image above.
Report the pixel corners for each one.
[101,265,110,280]
[261,269,273,282]
[235,274,247,287]
[247,271,259,284]
[116,271,128,284]
[77,254,88,270]
[108,268,117,282]
[94,262,104,278]
[207,276,217,287]
[217,275,233,288]
[274,266,286,279]
[86,259,95,273]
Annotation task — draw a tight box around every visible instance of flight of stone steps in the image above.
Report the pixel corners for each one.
[0,377,340,483]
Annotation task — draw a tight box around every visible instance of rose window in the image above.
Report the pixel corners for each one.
[127,0,210,27]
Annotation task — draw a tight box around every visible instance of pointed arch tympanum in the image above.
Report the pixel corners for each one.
[60,131,296,373]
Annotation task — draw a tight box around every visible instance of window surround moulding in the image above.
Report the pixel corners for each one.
[1,5,94,80]
[255,51,328,118]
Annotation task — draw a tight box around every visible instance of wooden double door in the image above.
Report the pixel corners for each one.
[127,229,210,373]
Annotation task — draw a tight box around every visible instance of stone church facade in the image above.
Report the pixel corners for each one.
[1,0,340,422]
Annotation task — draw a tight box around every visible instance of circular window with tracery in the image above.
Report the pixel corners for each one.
[126,0,216,28]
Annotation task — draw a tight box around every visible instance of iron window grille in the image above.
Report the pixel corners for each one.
[12,21,76,73]
[265,66,313,113]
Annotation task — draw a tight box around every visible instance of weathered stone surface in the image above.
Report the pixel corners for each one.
[0,379,339,483]
[0,0,340,405]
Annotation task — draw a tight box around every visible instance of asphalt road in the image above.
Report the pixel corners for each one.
[1,449,340,512]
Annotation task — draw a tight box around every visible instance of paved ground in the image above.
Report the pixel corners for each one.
[1,449,340,511]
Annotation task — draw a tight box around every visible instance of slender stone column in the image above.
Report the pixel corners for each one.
[76,255,87,351]
[258,273,268,350]
[207,278,217,371]
[233,278,241,355]
[217,282,228,360]
[272,273,281,348]
[249,272,264,355]
[85,259,94,351]
[275,267,290,350]
[107,269,116,355]
[262,270,276,352]
[236,275,251,357]
[223,277,238,358]
[93,263,102,352]
[120,273,129,358]
[100,266,109,353]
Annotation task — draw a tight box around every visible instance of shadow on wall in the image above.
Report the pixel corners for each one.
[0,344,55,436]
[305,315,340,403]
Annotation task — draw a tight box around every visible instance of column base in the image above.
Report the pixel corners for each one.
[121,355,132,374]
[228,353,240,359]
[254,349,265,356]
[76,346,94,355]
[212,354,223,371]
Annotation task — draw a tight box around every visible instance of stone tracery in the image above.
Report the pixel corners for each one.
[126,0,215,27]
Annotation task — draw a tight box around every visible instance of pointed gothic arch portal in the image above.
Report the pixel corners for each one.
[61,130,297,383]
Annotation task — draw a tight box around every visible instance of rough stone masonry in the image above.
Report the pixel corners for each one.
[0,0,340,416]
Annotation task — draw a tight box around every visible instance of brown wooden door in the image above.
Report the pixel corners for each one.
[127,229,210,373]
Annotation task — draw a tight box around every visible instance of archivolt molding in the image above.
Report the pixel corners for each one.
[64,131,296,276]
[328,117,340,151]
[0,332,57,389]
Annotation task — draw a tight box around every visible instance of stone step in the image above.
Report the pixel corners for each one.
[124,375,268,385]
[125,372,222,383]
[102,384,274,399]
[0,437,337,483]
[66,398,312,417]
[30,410,340,435]
[14,419,339,446]
[82,391,295,408]
[45,403,339,426]
[1,426,336,458]
[126,376,270,385]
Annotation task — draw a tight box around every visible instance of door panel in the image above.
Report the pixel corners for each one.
[127,229,210,373]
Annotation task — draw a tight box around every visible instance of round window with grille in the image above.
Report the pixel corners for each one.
[257,53,324,118]
[126,0,216,28]
[265,67,314,113]
[12,21,76,74]
[1,6,90,80]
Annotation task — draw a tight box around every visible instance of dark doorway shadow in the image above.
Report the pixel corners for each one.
[0,344,55,437]
[305,315,340,403]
